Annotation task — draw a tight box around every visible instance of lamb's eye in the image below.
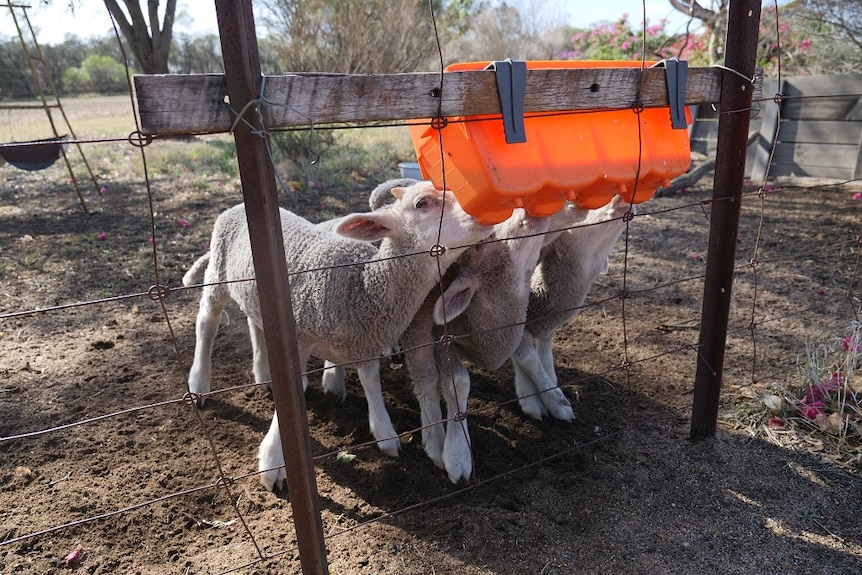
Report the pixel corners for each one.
[414,198,429,209]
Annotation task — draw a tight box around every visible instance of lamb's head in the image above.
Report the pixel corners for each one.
[492,208,551,274]
[430,209,549,325]
[335,180,493,256]
[565,194,634,276]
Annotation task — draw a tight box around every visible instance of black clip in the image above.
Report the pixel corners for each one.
[653,58,688,130]
[485,59,527,144]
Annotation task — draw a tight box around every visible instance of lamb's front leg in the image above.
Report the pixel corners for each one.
[439,352,473,484]
[356,360,400,457]
[533,334,574,421]
[511,332,574,421]
[258,410,286,492]
[405,342,446,470]
[511,332,549,419]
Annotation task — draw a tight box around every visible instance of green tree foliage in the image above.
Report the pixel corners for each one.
[62,54,128,94]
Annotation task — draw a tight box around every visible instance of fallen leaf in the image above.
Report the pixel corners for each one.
[763,394,784,411]
[815,412,842,435]
[767,416,787,430]
[64,545,84,566]
[14,465,32,477]
[336,451,356,463]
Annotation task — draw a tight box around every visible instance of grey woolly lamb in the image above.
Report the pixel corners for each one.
[512,194,633,420]
[184,181,493,491]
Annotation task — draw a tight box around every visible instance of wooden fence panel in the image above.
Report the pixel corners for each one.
[693,73,862,181]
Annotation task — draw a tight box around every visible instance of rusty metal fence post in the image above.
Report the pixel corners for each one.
[691,0,763,439]
[213,1,328,573]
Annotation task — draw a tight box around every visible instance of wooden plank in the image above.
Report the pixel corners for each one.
[780,76,862,120]
[780,94,862,121]
[768,142,858,176]
[776,119,862,145]
[750,79,783,181]
[134,67,724,136]
[783,74,862,98]
[855,127,862,179]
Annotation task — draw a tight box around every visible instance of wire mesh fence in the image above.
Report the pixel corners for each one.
[1,1,861,574]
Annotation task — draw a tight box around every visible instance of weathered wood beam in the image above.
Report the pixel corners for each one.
[134,67,726,136]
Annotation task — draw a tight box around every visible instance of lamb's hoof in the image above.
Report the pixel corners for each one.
[547,402,575,422]
[519,396,549,421]
[422,429,446,470]
[259,466,285,493]
[322,384,347,404]
[187,385,210,408]
[445,454,472,485]
[377,437,401,457]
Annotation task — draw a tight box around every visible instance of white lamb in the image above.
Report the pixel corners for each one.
[184,181,493,491]
[512,194,633,420]
[399,205,591,483]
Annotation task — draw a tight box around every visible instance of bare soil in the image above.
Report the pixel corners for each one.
[1,151,861,575]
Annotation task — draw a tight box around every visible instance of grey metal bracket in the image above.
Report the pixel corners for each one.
[485,59,528,143]
[653,58,689,129]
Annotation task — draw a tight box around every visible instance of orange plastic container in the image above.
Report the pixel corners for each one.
[409,60,692,224]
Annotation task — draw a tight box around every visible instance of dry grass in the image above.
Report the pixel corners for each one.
[730,319,862,470]
[0,94,137,142]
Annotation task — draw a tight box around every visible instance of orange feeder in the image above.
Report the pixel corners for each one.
[409,60,692,224]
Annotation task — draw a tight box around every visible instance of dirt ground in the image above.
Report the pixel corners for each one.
[1,149,861,575]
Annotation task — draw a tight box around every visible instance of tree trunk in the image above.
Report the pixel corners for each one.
[102,0,177,74]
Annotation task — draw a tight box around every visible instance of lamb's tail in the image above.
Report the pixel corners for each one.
[182,253,210,286]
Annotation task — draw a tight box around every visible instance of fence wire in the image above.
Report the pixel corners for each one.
[1,1,861,573]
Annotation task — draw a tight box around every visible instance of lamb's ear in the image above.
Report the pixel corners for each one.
[389,186,406,200]
[433,274,480,325]
[336,210,401,242]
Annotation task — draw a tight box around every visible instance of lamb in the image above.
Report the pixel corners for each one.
[321,180,591,483]
[398,206,577,483]
[511,194,633,421]
[184,181,493,491]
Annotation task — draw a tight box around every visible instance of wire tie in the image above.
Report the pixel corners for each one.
[439,334,455,347]
[182,392,201,407]
[127,131,153,148]
[147,284,170,301]
[430,244,446,258]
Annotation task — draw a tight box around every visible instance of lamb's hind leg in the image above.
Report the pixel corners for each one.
[249,319,309,392]
[248,319,271,390]
[321,360,347,402]
[356,360,400,457]
[187,287,231,405]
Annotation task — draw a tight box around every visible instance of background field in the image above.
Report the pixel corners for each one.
[1,95,861,574]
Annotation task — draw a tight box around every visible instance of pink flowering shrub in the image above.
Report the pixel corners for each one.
[557,15,709,64]
[790,324,862,440]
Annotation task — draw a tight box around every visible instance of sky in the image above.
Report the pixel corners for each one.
[1,1,700,45]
